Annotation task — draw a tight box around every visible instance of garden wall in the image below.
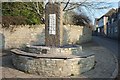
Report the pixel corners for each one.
[0,24,92,49]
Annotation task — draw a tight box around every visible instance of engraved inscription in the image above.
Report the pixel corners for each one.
[49,14,56,35]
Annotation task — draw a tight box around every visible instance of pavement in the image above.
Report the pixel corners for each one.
[0,39,118,79]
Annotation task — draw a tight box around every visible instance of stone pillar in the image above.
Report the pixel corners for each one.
[45,2,63,47]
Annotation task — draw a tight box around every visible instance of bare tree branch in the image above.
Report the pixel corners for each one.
[61,1,112,12]
[62,0,88,11]
[63,0,70,11]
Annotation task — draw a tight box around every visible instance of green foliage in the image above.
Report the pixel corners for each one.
[2,2,44,27]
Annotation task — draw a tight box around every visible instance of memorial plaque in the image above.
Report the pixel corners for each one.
[45,2,63,47]
[49,14,56,35]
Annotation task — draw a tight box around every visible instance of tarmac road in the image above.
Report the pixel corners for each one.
[92,36,118,58]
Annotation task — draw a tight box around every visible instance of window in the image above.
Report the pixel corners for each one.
[115,27,118,33]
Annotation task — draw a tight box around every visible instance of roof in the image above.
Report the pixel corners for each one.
[104,8,116,16]
[97,8,117,21]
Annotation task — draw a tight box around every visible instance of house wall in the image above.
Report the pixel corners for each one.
[98,18,104,27]
[107,11,118,39]
[104,17,108,35]
[95,8,118,39]
[97,17,105,36]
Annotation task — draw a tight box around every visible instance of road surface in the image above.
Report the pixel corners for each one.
[92,36,118,58]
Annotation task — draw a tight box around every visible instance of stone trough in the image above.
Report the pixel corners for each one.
[11,45,95,77]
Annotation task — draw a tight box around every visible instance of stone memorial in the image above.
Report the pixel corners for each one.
[11,1,95,77]
[45,2,63,47]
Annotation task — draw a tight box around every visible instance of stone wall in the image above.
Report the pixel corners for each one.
[63,25,92,45]
[12,54,95,77]
[0,25,92,49]
[1,25,45,49]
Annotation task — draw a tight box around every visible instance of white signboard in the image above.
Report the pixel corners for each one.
[49,14,56,35]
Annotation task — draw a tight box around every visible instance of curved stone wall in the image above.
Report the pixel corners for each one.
[25,45,83,55]
[12,54,95,77]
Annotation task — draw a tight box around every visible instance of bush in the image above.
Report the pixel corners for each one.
[72,14,91,26]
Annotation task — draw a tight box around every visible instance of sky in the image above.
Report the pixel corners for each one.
[44,0,119,24]
[95,2,118,18]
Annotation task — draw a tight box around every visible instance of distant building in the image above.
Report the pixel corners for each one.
[94,18,98,30]
[107,9,118,39]
[95,8,118,39]
[96,9,116,36]
[97,15,108,36]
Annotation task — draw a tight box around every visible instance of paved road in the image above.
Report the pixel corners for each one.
[92,36,118,58]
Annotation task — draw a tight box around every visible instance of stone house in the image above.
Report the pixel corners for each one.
[95,8,118,39]
[96,12,109,36]
[107,9,118,39]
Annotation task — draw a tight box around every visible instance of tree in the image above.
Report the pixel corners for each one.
[2,2,44,28]
[72,14,91,26]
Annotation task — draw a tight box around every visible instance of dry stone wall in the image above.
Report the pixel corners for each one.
[0,25,92,49]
